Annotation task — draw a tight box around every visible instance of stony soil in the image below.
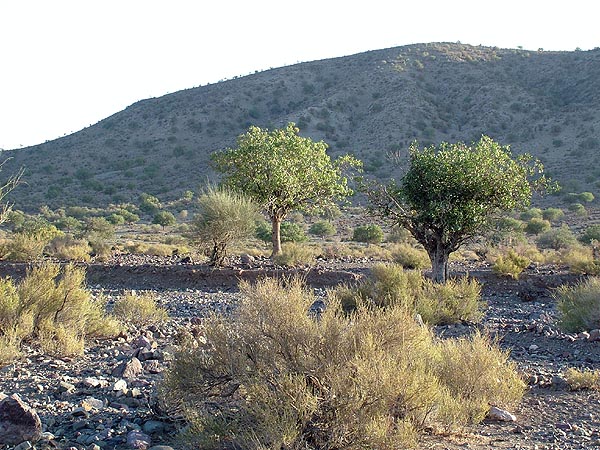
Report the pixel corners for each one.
[1,255,599,450]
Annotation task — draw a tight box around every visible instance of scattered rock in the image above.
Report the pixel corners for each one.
[127,430,152,449]
[112,357,144,379]
[487,406,517,422]
[0,394,42,445]
[589,329,600,342]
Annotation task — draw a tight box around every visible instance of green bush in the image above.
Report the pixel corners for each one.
[159,277,523,449]
[519,208,542,221]
[352,224,384,244]
[256,220,307,243]
[524,218,551,235]
[542,207,564,222]
[580,224,600,245]
[308,220,336,238]
[536,224,577,250]
[555,277,600,332]
[153,211,176,228]
[0,263,120,365]
[568,203,587,216]
[46,236,92,262]
[331,263,484,325]
[493,250,530,279]
[193,188,259,266]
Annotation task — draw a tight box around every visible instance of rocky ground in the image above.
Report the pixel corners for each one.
[1,255,599,450]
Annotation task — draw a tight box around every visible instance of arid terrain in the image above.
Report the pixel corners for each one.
[1,254,599,450]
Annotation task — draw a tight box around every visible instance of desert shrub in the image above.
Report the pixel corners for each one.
[308,220,336,238]
[519,207,542,221]
[0,263,120,364]
[139,193,161,214]
[46,236,92,262]
[160,277,522,449]
[192,188,258,266]
[568,203,587,216]
[493,250,530,279]
[106,213,126,225]
[555,277,600,332]
[387,225,413,243]
[255,220,307,243]
[563,368,600,391]
[112,291,168,327]
[153,211,176,228]
[390,243,431,269]
[486,216,525,245]
[580,224,600,245]
[1,218,63,261]
[559,245,600,275]
[542,207,564,222]
[577,192,595,203]
[536,224,577,250]
[332,264,484,325]
[524,218,551,235]
[273,243,318,266]
[352,224,384,244]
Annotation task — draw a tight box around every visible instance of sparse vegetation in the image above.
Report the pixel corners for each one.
[554,277,600,332]
[564,367,600,391]
[112,291,169,327]
[493,249,530,279]
[160,277,522,449]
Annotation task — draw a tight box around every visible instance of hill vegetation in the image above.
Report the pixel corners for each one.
[2,42,600,212]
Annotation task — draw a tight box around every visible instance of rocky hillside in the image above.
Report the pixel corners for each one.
[3,42,600,212]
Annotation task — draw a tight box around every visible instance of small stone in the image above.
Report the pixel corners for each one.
[71,407,90,418]
[113,379,128,392]
[487,406,516,422]
[589,329,600,341]
[127,430,152,449]
[142,420,166,434]
[148,446,175,450]
[143,360,162,374]
[82,377,105,388]
[112,357,144,379]
[578,331,590,340]
[13,441,33,450]
[82,397,104,410]
[59,381,76,393]
[528,344,539,352]
[0,394,42,445]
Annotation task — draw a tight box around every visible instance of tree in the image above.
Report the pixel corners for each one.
[153,211,176,229]
[192,187,258,266]
[368,136,550,283]
[212,123,360,256]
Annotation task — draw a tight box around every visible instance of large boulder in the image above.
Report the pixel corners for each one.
[0,394,42,445]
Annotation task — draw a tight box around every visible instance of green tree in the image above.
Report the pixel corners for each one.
[192,187,258,266]
[212,123,360,256]
[368,136,549,282]
[153,211,176,229]
[309,220,336,238]
[352,224,384,244]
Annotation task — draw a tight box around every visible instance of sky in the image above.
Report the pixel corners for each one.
[1,0,598,150]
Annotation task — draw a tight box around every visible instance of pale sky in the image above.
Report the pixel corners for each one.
[1,0,598,150]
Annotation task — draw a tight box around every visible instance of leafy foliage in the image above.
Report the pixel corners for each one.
[368,136,550,282]
[352,224,384,244]
[212,123,360,255]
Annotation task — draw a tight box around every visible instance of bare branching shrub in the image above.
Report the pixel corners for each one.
[554,277,600,332]
[0,263,120,364]
[112,291,168,327]
[564,367,600,391]
[331,264,484,325]
[160,278,523,449]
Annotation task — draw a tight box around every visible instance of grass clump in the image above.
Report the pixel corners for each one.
[390,243,431,269]
[554,277,600,332]
[559,245,600,275]
[273,243,318,266]
[46,236,92,261]
[160,277,523,449]
[493,249,530,279]
[0,263,121,365]
[112,291,169,327]
[331,263,484,325]
[564,367,600,391]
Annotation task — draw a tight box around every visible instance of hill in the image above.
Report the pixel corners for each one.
[3,42,600,212]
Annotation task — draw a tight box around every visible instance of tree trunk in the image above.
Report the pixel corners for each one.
[429,244,450,283]
[271,217,282,257]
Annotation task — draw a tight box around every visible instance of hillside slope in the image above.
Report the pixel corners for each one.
[3,42,600,212]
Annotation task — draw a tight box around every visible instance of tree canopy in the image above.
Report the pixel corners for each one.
[212,123,360,255]
[369,136,550,282]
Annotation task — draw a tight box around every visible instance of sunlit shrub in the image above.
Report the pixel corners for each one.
[554,277,600,332]
[493,250,530,279]
[564,368,600,391]
[112,291,168,327]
